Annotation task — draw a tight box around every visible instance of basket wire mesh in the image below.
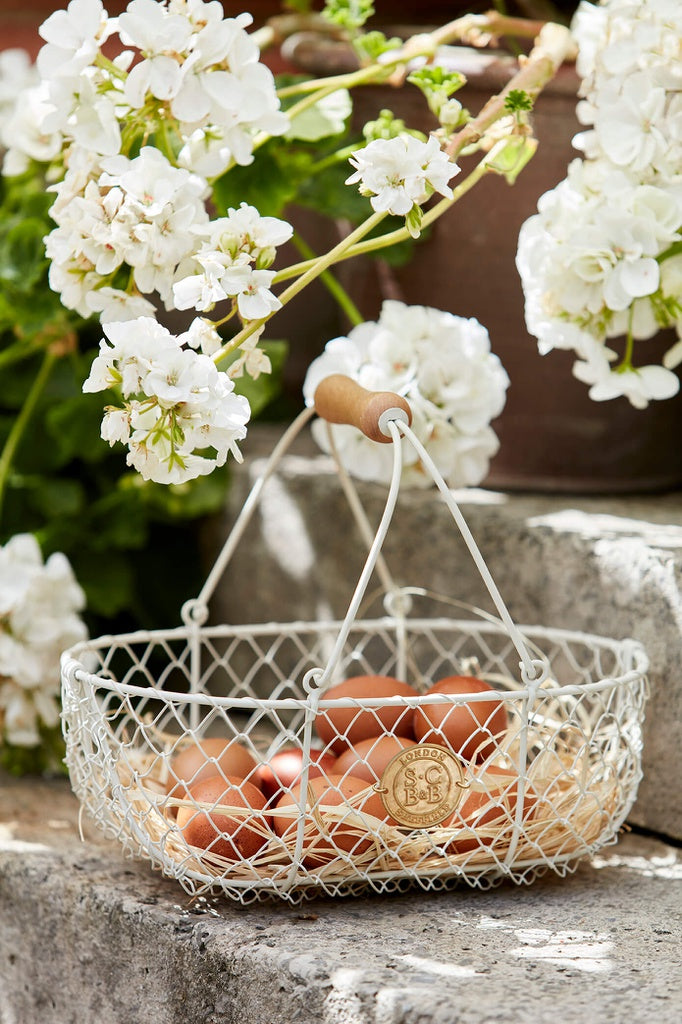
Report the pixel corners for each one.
[61,385,649,904]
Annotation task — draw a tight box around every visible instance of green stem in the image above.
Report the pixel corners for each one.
[272,155,490,284]
[308,142,362,175]
[291,232,364,327]
[657,239,682,264]
[277,62,385,102]
[95,52,127,80]
[155,116,178,164]
[617,309,636,372]
[283,63,387,124]
[213,209,385,366]
[0,349,57,524]
[0,339,41,372]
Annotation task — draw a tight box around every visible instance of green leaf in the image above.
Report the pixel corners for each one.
[45,393,111,466]
[0,217,49,288]
[295,160,374,223]
[70,548,137,618]
[212,142,310,218]
[29,477,86,519]
[85,488,149,551]
[135,463,233,521]
[323,0,375,30]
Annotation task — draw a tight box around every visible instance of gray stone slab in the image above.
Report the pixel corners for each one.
[1,774,680,1024]
[204,426,682,840]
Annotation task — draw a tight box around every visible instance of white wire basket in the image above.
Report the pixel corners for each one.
[61,376,649,905]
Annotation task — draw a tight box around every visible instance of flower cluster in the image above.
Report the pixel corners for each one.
[83,317,251,483]
[517,0,682,408]
[0,535,87,748]
[46,146,211,321]
[303,301,509,488]
[173,202,294,322]
[346,134,459,236]
[7,0,291,324]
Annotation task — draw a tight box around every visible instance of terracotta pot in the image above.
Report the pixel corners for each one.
[288,39,682,494]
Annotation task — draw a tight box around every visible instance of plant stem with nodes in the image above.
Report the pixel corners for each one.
[212,210,385,366]
[291,231,365,327]
[211,15,575,366]
[0,348,57,525]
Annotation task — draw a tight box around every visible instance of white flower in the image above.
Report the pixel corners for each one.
[1,82,63,175]
[37,0,113,80]
[0,534,86,748]
[83,317,181,396]
[574,359,680,409]
[172,204,291,319]
[118,0,192,106]
[518,0,682,408]
[84,317,251,485]
[346,134,458,224]
[303,301,508,489]
[593,73,669,174]
[228,328,271,380]
[0,49,38,147]
[45,147,210,315]
[84,287,158,322]
[221,266,281,321]
[179,317,222,356]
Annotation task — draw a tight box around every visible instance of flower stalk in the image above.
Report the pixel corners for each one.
[0,348,57,522]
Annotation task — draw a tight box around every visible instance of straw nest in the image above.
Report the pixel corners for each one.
[85,713,626,893]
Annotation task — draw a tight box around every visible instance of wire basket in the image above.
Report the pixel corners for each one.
[61,376,649,905]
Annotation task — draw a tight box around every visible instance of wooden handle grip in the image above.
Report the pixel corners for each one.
[313,374,412,444]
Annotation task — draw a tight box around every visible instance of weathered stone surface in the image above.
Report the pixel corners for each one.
[1,774,681,1024]
[1,774,679,1024]
[205,426,682,840]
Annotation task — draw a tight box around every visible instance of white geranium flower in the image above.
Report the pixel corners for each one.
[518,0,682,415]
[172,204,291,320]
[179,317,222,356]
[83,317,181,395]
[0,535,86,748]
[46,147,210,314]
[593,74,668,173]
[303,301,508,489]
[576,361,680,409]
[37,0,113,80]
[84,287,158,322]
[346,134,458,226]
[0,49,38,147]
[221,266,281,321]
[1,82,63,175]
[85,317,251,485]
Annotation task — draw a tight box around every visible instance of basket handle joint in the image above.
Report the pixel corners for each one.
[520,657,550,688]
[181,598,210,627]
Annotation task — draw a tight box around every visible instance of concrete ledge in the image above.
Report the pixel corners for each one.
[207,426,682,841]
[1,774,680,1024]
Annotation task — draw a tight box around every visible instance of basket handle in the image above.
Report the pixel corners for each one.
[314,374,411,443]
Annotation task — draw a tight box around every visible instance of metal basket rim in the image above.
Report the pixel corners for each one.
[60,615,649,710]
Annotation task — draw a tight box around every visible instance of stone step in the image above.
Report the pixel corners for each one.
[0,773,679,1024]
[206,425,682,842]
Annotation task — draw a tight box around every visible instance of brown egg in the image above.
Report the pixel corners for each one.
[443,765,538,854]
[273,773,391,867]
[333,735,418,784]
[412,676,509,763]
[166,737,259,801]
[257,746,337,803]
[176,775,271,861]
[315,675,418,753]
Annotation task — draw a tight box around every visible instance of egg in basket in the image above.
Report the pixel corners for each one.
[60,376,649,904]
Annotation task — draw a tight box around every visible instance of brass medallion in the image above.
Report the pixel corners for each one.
[376,744,468,828]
